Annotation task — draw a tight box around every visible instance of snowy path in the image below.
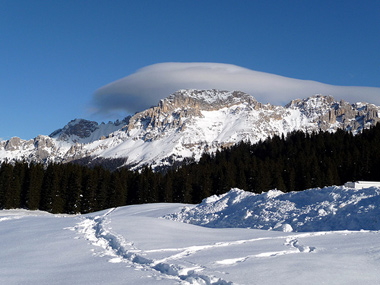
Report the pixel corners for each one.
[71,204,380,285]
[145,233,319,263]
[1,203,380,284]
[74,207,232,284]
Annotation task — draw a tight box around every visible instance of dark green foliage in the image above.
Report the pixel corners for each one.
[1,123,380,214]
[39,164,60,212]
[24,163,44,210]
[64,164,83,214]
[80,167,98,214]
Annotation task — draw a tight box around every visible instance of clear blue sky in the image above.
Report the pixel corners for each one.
[1,0,379,140]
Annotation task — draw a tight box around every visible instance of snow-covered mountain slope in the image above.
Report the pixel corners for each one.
[165,186,380,232]
[2,187,380,284]
[49,118,129,144]
[0,118,129,165]
[1,89,379,169]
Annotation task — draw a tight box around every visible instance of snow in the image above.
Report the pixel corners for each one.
[1,92,379,170]
[67,95,348,169]
[170,89,241,105]
[165,186,380,232]
[50,119,126,144]
[95,98,314,169]
[1,186,380,284]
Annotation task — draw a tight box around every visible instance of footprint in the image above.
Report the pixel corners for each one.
[215,257,248,265]
[285,238,316,253]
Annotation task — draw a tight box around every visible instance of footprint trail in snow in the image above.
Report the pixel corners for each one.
[74,208,232,285]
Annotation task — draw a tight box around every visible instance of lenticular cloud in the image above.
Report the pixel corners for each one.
[94,62,380,114]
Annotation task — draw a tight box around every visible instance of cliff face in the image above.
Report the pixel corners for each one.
[49,119,99,141]
[49,118,129,144]
[124,90,261,141]
[287,95,380,131]
[1,90,379,169]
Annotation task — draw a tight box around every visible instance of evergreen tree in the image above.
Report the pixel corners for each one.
[5,162,22,209]
[96,168,111,210]
[161,174,173,203]
[255,160,271,193]
[81,167,98,213]
[0,162,13,208]
[63,165,83,214]
[107,172,127,208]
[40,164,60,212]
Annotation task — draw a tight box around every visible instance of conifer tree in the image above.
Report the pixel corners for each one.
[64,165,83,214]
[161,174,173,203]
[95,167,111,211]
[40,164,60,212]
[0,162,13,208]
[81,167,98,213]
[5,163,22,209]
[107,172,127,208]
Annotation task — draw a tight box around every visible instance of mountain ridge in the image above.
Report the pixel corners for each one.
[1,89,379,169]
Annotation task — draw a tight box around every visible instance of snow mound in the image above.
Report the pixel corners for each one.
[164,186,380,232]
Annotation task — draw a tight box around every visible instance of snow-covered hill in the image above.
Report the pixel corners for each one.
[1,89,379,169]
[1,186,380,284]
[165,186,380,232]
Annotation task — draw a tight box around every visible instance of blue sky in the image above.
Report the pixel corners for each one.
[1,0,379,140]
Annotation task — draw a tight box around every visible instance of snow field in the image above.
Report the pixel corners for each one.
[1,187,380,284]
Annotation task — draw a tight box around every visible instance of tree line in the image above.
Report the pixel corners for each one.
[1,123,380,214]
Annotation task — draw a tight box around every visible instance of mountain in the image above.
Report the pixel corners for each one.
[1,89,379,169]
[49,118,129,144]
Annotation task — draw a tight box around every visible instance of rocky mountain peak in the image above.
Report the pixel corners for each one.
[124,89,259,138]
[50,119,99,141]
[1,90,379,170]
[3,137,22,151]
[49,118,129,144]
[285,95,336,109]
[163,89,257,111]
[285,94,380,131]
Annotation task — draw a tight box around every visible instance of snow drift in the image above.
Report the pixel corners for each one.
[164,186,380,232]
[2,188,380,284]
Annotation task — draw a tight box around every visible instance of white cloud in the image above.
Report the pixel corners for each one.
[93,62,380,114]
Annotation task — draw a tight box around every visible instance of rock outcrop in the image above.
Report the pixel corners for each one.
[50,119,99,141]
[1,90,379,169]
[287,95,380,131]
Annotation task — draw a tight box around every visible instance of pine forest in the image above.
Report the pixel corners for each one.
[1,124,379,214]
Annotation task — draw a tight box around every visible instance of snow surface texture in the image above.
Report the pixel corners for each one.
[1,187,380,284]
[165,186,380,232]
